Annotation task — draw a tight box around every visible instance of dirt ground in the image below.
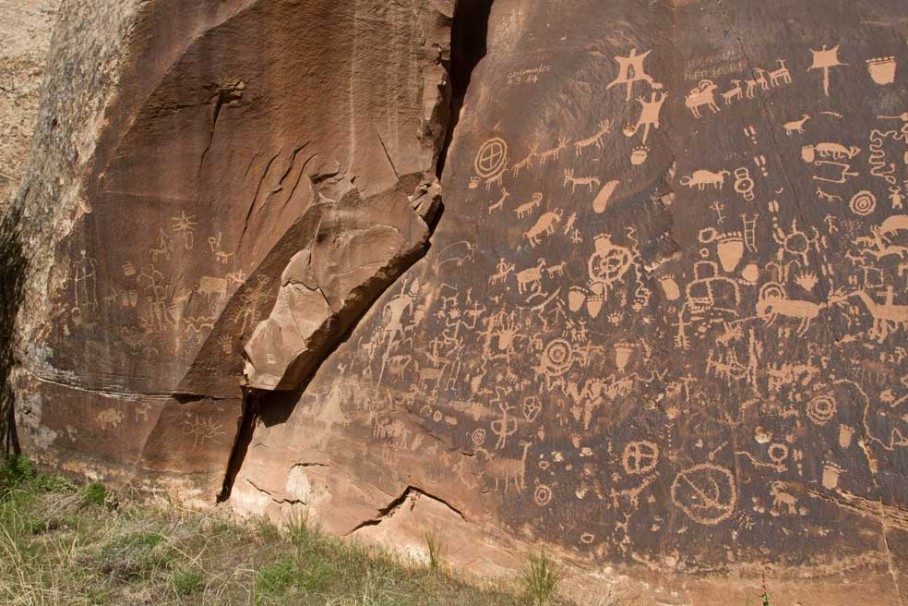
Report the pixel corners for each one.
[0,0,59,206]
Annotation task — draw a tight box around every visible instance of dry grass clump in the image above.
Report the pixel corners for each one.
[0,455,574,605]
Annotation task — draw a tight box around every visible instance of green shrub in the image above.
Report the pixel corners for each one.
[83,481,107,506]
[172,570,203,596]
[256,557,296,595]
[521,548,560,605]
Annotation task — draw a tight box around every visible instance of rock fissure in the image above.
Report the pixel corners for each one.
[346,485,468,536]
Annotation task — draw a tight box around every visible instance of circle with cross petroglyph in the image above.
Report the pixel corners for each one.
[474,137,508,179]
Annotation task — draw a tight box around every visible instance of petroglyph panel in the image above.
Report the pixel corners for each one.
[236,0,908,582]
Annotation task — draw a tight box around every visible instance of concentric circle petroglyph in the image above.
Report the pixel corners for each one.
[534,483,553,506]
[807,395,837,425]
[849,190,876,216]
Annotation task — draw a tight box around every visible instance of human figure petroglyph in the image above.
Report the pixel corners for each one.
[784,114,811,135]
[890,187,905,210]
[488,258,515,286]
[809,44,847,97]
[772,219,820,266]
[171,211,197,250]
[231,275,271,335]
[680,169,730,190]
[515,193,543,218]
[685,80,721,118]
[490,393,519,449]
[563,169,601,193]
[73,250,98,311]
[573,119,613,155]
[606,48,656,101]
[150,228,173,263]
[623,91,668,163]
[525,208,564,246]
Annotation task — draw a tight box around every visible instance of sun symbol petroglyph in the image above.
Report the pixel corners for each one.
[474,137,509,180]
[622,441,659,475]
[671,464,737,525]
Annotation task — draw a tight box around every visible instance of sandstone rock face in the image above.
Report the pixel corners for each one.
[11,0,454,502]
[10,0,908,602]
[231,0,908,602]
[0,0,59,205]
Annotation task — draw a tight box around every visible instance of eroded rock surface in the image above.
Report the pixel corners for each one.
[0,0,59,205]
[11,0,454,501]
[231,0,908,603]
[10,0,908,602]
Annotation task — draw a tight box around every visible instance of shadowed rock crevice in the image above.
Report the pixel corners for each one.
[437,0,494,177]
[0,204,26,457]
[218,0,496,501]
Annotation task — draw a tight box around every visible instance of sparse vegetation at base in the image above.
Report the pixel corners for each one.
[521,547,561,605]
[0,455,579,605]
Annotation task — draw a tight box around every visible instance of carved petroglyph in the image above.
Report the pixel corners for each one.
[607,48,656,102]
[681,170,730,191]
[784,114,811,135]
[671,464,737,525]
[808,44,847,97]
[564,169,601,193]
[685,80,721,118]
[867,56,897,86]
